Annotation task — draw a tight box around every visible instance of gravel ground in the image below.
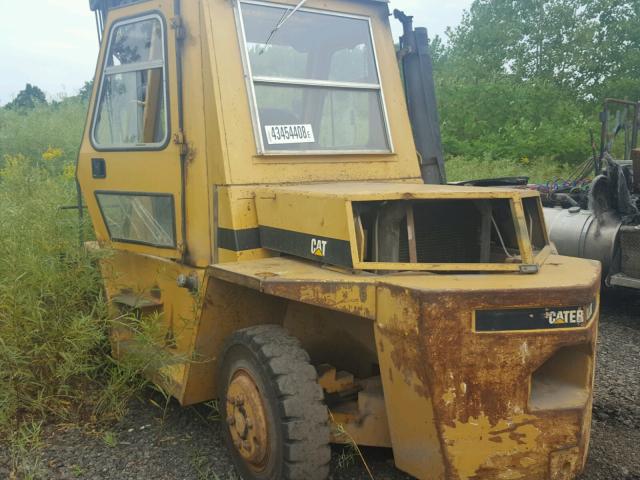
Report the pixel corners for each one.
[1,292,638,480]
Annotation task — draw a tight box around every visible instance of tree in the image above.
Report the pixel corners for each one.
[443,0,639,97]
[5,84,47,111]
[430,0,639,163]
[78,81,94,102]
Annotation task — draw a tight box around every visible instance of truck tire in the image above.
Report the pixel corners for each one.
[218,325,331,480]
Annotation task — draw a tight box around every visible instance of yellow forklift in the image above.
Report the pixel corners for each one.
[78,1,601,479]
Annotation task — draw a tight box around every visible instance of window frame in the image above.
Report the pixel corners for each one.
[90,12,171,152]
[234,0,395,156]
[95,190,178,249]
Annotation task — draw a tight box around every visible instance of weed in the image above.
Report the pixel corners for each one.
[331,414,375,479]
[190,448,215,480]
[206,400,221,422]
[103,431,117,448]
[71,465,85,477]
[8,421,45,480]
[0,153,175,473]
[336,443,357,470]
[0,97,87,172]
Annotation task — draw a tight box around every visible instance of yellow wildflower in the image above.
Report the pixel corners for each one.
[63,163,76,179]
[42,147,63,162]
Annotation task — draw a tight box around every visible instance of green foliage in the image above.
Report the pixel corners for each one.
[0,96,87,172]
[0,98,177,478]
[433,0,639,168]
[7,421,45,480]
[0,155,106,427]
[78,81,95,102]
[4,84,47,111]
[446,155,574,183]
[437,76,595,163]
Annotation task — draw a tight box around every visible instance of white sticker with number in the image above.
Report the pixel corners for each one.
[265,124,315,145]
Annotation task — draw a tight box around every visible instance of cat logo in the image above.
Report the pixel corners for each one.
[311,238,328,258]
[545,308,586,326]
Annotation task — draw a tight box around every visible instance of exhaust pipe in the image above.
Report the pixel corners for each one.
[395,10,446,185]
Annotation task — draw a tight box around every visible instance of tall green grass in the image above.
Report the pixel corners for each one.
[0,98,88,172]
[0,154,106,425]
[0,99,169,478]
[446,155,577,184]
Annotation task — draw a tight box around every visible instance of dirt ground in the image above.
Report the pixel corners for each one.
[1,292,638,480]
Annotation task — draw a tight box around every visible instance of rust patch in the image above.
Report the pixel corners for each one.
[265,281,375,319]
[376,276,599,479]
[490,420,537,436]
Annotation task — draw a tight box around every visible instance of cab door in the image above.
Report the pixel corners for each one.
[77,2,184,260]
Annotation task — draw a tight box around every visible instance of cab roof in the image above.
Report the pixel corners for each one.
[89,0,387,12]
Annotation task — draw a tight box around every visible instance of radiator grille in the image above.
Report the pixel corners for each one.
[399,202,483,263]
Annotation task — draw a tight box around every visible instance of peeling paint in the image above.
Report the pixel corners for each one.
[443,388,457,406]
[519,341,530,365]
[442,414,541,479]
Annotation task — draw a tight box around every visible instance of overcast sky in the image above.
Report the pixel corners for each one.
[0,0,471,105]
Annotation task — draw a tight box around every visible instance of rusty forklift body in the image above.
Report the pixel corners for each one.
[78,1,600,478]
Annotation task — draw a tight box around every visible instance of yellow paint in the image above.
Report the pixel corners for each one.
[443,414,541,479]
[375,324,446,480]
[76,1,600,478]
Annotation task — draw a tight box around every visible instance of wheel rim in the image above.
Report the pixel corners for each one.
[226,369,270,472]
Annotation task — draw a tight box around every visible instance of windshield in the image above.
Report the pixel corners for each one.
[238,1,391,154]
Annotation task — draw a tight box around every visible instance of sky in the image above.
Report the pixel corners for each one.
[0,0,471,105]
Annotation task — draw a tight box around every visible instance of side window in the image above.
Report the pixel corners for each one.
[96,192,176,248]
[92,15,168,149]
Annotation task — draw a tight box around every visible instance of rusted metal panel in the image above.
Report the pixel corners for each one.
[374,260,600,480]
[256,182,541,200]
[209,257,377,319]
[98,249,206,404]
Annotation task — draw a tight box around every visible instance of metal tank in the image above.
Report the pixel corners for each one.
[544,207,622,278]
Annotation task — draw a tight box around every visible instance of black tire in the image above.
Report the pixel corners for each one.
[218,325,331,480]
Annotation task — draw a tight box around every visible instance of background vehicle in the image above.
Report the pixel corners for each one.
[79,1,600,479]
[540,99,640,290]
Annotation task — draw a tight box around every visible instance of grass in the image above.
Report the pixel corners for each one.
[446,155,578,184]
[0,153,175,477]
[7,421,45,480]
[0,154,106,423]
[102,431,118,448]
[331,414,375,479]
[0,98,87,172]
